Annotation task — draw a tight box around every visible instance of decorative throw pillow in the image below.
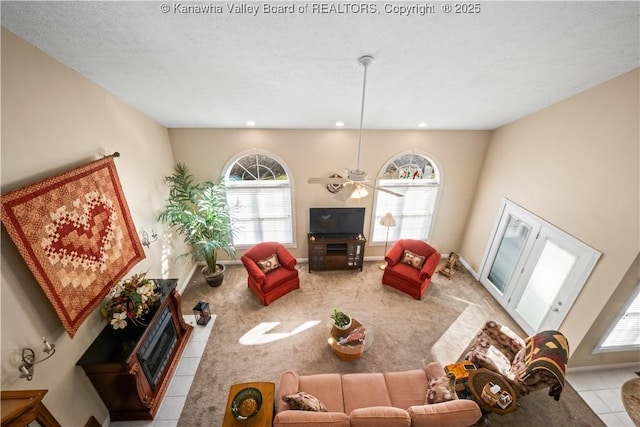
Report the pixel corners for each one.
[257,253,280,273]
[426,372,458,404]
[401,250,425,269]
[282,392,328,412]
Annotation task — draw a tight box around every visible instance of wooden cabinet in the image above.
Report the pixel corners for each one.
[77,280,192,421]
[1,390,60,427]
[308,234,366,272]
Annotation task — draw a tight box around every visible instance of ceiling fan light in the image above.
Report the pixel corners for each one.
[351,185,369,199]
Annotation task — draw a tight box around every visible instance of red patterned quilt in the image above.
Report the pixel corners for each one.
[1,156,145,337]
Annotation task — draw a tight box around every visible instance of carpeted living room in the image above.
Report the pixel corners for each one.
[175,260,605,426]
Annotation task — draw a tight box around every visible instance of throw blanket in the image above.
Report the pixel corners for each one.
[519,330,569,401]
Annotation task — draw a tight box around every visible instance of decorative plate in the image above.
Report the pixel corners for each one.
[231,387,262,420]
[326,174,344,194]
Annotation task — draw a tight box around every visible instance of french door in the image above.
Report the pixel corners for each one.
[480,200,601,335]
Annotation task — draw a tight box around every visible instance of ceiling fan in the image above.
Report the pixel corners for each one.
[308,55,403,201]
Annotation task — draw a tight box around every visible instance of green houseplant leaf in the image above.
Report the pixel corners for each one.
[158,163,236,276]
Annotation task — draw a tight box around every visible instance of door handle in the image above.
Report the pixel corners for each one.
[551,307,559,312]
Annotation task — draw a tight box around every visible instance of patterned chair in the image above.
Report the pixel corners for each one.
[381,239,441,299]
[241,242,300,306]
[462,320,569,401]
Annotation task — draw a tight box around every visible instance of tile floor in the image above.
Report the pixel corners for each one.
[566,366,639,426]
[109,314,215,427]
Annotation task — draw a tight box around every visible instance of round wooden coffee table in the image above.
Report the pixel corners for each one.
[468,368,517,416]
[328,318,373,361]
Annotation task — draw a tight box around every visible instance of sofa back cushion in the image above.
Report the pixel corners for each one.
[298,373,345,413]
[383,369,428,409]
[342,373,392,414]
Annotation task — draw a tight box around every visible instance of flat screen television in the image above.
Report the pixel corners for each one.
[309,207,365,236]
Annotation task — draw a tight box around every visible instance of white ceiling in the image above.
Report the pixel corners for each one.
[2,1,638,130]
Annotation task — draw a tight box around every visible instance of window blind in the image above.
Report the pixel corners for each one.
[372,181,438,243]
[599,284,640,350]
[227,181,293,246]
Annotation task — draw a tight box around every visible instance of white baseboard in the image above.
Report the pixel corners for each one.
[177,263,199,294]
[567,362,640,373]
[458,256,480,280]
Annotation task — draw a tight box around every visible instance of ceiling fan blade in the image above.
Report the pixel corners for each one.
[334,183,356,201]
[361,182,404,197]
[308,177,348,185]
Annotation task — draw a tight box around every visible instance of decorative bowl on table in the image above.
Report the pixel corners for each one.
[231,387,263,420]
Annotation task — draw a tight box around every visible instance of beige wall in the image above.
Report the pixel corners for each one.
[459,68,640,366]
[168,128,491,259]
[1,28,191,425]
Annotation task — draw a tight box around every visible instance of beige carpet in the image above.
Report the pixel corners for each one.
[178,261,603,427]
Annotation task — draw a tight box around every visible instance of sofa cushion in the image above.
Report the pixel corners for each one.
[350,406,411,427]
[384,369,428,409]
[298,373,345,413]
[274,409,350,426]
[342,373,392,414]
[408,399,482,427]
[283,392,328,412]
[425,373,458,404]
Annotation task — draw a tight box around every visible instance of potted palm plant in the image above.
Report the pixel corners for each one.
[158,163,236,287]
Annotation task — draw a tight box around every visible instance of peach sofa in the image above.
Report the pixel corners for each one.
[274,362,481,427]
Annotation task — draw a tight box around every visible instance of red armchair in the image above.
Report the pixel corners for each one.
[381,239,441,299]
[241,242,300,305]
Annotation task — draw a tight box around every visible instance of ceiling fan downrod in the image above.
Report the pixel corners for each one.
[354,55,373,177]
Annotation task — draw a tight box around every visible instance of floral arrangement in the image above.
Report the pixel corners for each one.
[101,272,159,330]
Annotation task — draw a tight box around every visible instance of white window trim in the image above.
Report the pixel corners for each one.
[594,280,640,353]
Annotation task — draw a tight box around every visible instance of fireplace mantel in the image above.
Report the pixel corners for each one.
[77,279,193,421]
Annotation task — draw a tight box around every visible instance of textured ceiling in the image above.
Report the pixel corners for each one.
[2,1,639,130]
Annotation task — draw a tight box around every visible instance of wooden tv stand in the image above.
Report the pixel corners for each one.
[308,234,366,272]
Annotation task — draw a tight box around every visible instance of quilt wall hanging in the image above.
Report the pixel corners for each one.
[1,154,145,338]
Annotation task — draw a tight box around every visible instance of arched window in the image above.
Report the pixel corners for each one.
[223,150,294,247]
[371,152,441,243]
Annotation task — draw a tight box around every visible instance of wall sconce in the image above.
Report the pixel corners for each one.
[140,229,158,248]
[19,337,56,381]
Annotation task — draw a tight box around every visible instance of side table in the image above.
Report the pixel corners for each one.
[468,369,517,416]
[328,318,373,361]
[222,382,275,427]
[445,360,477,394]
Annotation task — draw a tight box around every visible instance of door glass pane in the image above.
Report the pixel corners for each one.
[516,240,577,330]
[488,215,531,293]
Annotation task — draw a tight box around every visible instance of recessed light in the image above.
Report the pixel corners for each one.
[246,120,256,127]
[335,121,345,127]
[418,122,428,128]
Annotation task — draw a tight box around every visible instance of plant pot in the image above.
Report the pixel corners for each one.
[202,264,225,287]
[334,315,352,331]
